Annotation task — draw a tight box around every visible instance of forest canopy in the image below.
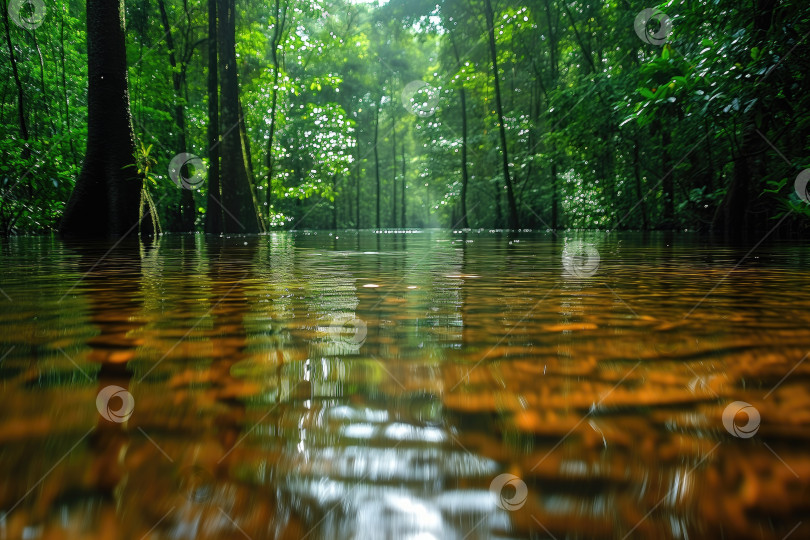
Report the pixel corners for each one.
[1,0,808,236]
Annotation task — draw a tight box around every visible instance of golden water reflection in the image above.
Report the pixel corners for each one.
[1,231,809,539]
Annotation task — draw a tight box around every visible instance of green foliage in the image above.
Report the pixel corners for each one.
[1,0,807,234]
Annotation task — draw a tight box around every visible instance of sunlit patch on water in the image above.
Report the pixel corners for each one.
[0,231,809,538]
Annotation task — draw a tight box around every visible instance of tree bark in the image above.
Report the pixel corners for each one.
[217,0,260,233]
[60,0,141,237]
[483,0,519,230]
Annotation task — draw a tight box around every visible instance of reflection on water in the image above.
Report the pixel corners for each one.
[1,231,809,539]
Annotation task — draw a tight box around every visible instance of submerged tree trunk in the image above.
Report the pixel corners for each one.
[484,0,519,230]
[205,0,222,234]
[217,0,260,233]
[157,0,195,232]
[60,0,141,237]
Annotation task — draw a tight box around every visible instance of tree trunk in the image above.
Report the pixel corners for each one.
[205,0,222,234]
[59,7,77,164]
[217,0,260,233]
[483,0,519,230]
[60,0,141,237]
[658,120,674,227]
[450,35,470,229]
[331,175,337,229]
[374,105,381,229]
[632,135,648,229]
[265,0,286,208]
[157,0,195,232]
[391,90,397,228]
[2,0,30,159]
[401,141,406,228]
[355,130,361,229]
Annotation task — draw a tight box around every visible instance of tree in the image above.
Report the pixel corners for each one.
[483,0,519,230]
[205,0,223,234]
[156,0,196,231]
[216,0,261,233]
[59,0,141,237]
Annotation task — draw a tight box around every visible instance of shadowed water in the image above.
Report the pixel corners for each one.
[0,231,809,539]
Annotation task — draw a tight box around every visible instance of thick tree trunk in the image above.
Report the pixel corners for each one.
[157,0,195,232]
[217,0,260,233]
[205,0,222,234]
[483,0,520,230]
[60,0,141,237]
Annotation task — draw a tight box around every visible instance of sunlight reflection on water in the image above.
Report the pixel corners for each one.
[0,230,809,539]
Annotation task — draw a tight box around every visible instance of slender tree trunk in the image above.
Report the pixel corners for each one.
[265,0,286,211]
[60,0,141,237]
[658,120,674,227]
[483,0,519,230]
[205,0,222,233]
[59,7,77,164]
[632,135,647,229]
[355,130,361,229]
[2,0,30,159]
[450,36,470,229]
[374,105,381,229]
[331,175,337,229]
[401,141,406,228]
[217,0,260,233]
[391,91,397,228]
[31,32,49,139]
[157,0,195,232]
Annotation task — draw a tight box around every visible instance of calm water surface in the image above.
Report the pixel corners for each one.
[1,231,809,539]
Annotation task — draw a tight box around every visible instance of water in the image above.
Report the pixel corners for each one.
[0,231,809,539]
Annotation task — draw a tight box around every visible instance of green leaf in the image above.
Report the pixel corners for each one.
[638,87,656,99]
